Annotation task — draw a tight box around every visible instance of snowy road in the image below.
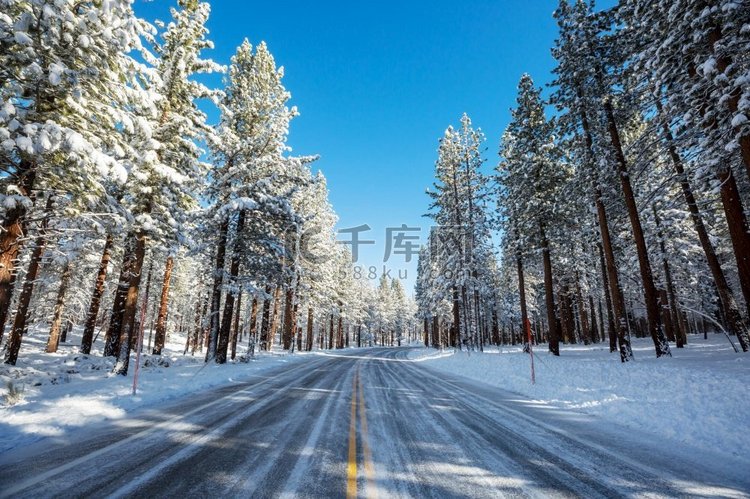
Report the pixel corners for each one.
[0,348,747,498]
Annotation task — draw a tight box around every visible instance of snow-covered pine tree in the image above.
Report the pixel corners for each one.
[551,0,666,358]
[427,114,493,350]
[204,39,314,362]
[498,74,572,355]
[0,0,151,364]
[622,0,750,348]
[106,0,221,375]
[293,171,339,351]
[415,245,432,346]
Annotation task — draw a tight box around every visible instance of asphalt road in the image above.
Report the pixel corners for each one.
[0,348,747,498]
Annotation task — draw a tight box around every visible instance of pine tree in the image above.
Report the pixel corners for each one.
[204,39,313,362]
[550,0,667,358]
[427,114,493,350]
[0,1,154,363]
[623,0,750,343]
[107,0,220,375]
[0,0,151,363]
[499,74,572,355]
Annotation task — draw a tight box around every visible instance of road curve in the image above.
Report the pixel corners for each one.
[0,347,747,498]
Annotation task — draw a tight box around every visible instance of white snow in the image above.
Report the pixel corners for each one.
[0,102,15,120]
[408,335,750,459]
[15,135,33,154]
[731,113,748,128]
[48,63,65,86]
[0,325,310,453]
[77,34,91,49]
[37,130,52,152]
[13,31,32,45]
[64,130,86,152]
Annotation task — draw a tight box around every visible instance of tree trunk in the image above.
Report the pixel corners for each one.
[305,307,314,351]
[451,286,460,348]
[540,223,559,355]
[292,299,300,350]
[152,255,175,355]
[716,167,750,325]
[282,286,295,350]
[657,100,747,350]
[81,234,113,354]
[460,285,472,349]
[491,309,500,345]
[4,196,51,365]
[132,260,153,352]
[190,293,204,355]
[598,297,610,350]
[432,316,440,347]
[652,206,684,347]
[217,210,245,363]
[296,317,303,351]
[105,231,148,359]
[46,259,72,353]
[328,314,334,349]
[658,289,676,343]
[230,290,242,360]
[259,286,272,351]
[0,217,23,344]
[112,233,147,376]
[206,217,229,362]
[559,287,575,344]
[198,293,209,353]
[269,286,282,350]
[588,294,599,343]
[61,320,72,344]
[216,289,235,362]
[0,162,35,341]
[590,185,628,354]
[337,316,344,349]
[576,88,631,361]
[516,252,531,349]
[248,296,258,345]
[602,101,670,357]
[575,274,590,345]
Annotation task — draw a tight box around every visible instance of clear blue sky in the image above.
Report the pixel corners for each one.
[135,0,613,293]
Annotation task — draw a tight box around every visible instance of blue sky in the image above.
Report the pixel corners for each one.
[135,0,611,292]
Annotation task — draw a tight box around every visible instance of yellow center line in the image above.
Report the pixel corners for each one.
[358,366,377,499]
[346,367,359,499]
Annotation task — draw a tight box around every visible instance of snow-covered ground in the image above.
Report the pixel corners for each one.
[0,326,308,453]
[409,334,750,459]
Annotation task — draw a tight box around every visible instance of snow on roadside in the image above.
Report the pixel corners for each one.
[408,334,750,458]
[0,325,310,453]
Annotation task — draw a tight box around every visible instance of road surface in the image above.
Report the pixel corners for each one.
[0,348,747,498]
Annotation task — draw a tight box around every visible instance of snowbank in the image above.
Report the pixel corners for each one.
[0,325,309,453]
[408,334,750,458]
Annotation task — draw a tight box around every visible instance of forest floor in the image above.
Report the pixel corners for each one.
[408,333,750,460]
[0,325,308,453]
